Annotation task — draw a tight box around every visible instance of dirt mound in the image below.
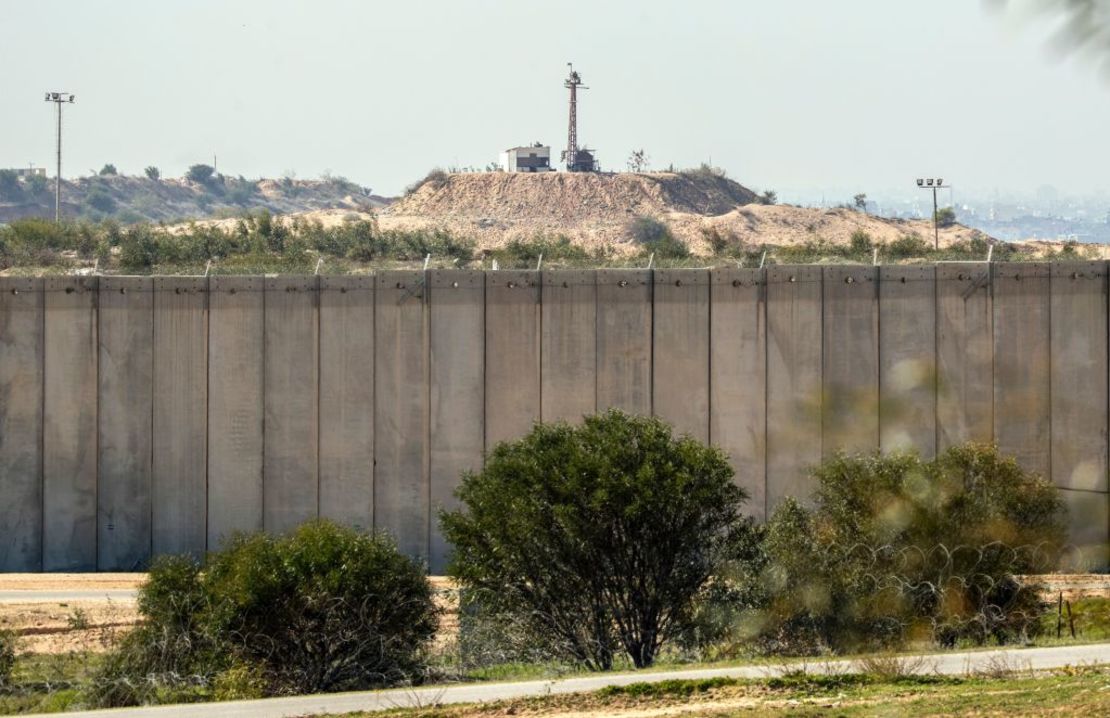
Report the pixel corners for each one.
[388,171,759,222]
[382,171,990,256]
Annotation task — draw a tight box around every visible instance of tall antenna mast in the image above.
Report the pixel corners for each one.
[562,63,587,172]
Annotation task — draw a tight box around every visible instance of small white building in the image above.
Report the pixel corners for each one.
[499,144,553,173]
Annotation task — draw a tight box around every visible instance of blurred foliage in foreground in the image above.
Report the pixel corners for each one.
[726,444,1067,656]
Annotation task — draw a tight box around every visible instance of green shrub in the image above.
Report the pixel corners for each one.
[759,444,1066,654]
[85,185,117,214]
[26,173,49,197]
[849,230,873,255]
[88,522,437,706]
[144,166,161,181]
[0,630,15,688]
[935,206,956,228]
[118,226,158,271]
[186,164,215,185]
[629,216,688,259]
[99,164,118,176]
[204,522,437,694]
[404,167,448,196]
[495,234,589,266]
[442,410,753,670]
[887,233,930,258]
[0,170,22,201]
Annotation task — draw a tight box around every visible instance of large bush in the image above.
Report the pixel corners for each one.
[759,444,1066,653]
[88,521,437,706]
[442,410,752,670]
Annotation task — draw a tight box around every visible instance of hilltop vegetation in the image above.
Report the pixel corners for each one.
[0,167,386,225]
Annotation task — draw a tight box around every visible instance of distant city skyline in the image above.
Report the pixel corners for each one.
[3,0,1109,196]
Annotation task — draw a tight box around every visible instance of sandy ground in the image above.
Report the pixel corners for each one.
[0,574,458,655]
[0,574,1102,656]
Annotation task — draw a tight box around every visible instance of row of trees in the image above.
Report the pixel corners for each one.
[82,411,1067,707]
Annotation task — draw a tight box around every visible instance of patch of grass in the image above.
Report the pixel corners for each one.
[327,666,1110,717]
[1036,596,1110,643]
[596,676,737,698]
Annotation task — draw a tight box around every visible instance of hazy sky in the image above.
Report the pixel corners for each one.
[3,0,1108,198]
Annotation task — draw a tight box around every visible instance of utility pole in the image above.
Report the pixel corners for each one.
[44,92,75,222]
[916,177,950,250]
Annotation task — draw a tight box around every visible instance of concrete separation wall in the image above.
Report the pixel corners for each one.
[1,264,1107,573]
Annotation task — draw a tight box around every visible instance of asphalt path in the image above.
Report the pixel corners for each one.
[43,641,1110,718]
[0,589,137,604]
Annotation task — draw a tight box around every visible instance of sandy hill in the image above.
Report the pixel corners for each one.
[381,171,988,255]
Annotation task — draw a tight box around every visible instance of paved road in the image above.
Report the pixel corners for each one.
[46,642,1110,718]
[0,589,137,604]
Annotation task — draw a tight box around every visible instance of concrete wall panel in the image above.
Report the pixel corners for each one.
[709,269,766,519]
[429,270,484,573]
[936,264,993,451]
[207,276,264,548]
[485,271,540,448]
[993,264,1051,477]
[0,278,43,571]
[766,266,823,510]
[822,266,879,455]
[1051,263,1108,492]
[375,271,428,560]
[541,270,596,423]
[878,265,936,456]
[263,276,319,534]
[596,270,652,415]
[98,277,153,571]
[43,277,98,571]
[152,278,208,559]
[652,269,709,440]
[319,276,374,529]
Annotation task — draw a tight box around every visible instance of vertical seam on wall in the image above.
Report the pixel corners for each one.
[38,280,46,571]
[649,268,655,417]
[537,271,543,425]
[989,264,996,450]
[819,268,825,461]
[261,279,267,533]
[481,274,488,460]
[706,271,713,444]
[203,277,211,555]
[592,272,598,414]
[370,275,377,530]
[424,270,432,564]
[761,268,768,522]
[316,275,322,522]
[148,280,155,566]
[1046,265,1052,486]
[94,278,101,571]
[876,268,884,453]
[873,268,880,450]
[934,269,940,458]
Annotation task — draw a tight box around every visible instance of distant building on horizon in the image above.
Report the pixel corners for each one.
[2,166,47,178]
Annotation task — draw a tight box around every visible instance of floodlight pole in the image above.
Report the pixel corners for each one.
[916,178,949,251]
[44,92,75,222]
